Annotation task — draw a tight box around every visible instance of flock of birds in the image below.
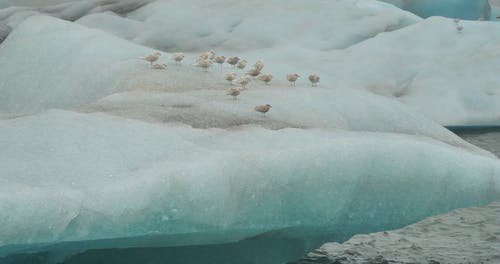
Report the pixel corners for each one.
[141,50,320,115]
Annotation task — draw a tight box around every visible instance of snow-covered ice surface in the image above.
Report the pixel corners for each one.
[294,201,500,264]
[0,0,500,263]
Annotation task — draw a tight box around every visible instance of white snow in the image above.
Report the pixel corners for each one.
[77,0,421,51]
[329,16,500,125]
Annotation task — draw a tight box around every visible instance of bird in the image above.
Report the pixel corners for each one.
[214,56,226,67]
[247,68,261,78]
[254,104,272,114]
[237,60,247,70]
[171,52,184,65]
[308,74,320,87]
[227,56,240,68]
[199,50,215,61]
[287,73,300,86]
[258,73,273,85]
[237,76,251,89]
[142,52,161,65]
[225,72,237,84]
[453,18,460,24]
[253,60,264,71]
[152,63,167,70]
[456,25,463,33]
[225,87,241,99]
[197,59,212,72]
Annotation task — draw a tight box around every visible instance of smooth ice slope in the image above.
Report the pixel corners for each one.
[329,16,500,125]
[0,110,499,250]
[77,0,421,51]
[0,15,157,114]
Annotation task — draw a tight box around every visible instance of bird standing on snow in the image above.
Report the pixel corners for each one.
[287,73,300,86]
[152,63,167,70]
[197,59,212,72]
[258,73,273,85]
[247,68,261,78]
[254,104,272,114]
[227,56,240,68]
[308,74,320,87]
[237,60,247,70]
[214,56,226,67]
[142,52,161,66]
[171,52,184,65]
[253,60,264,71]
[225,87,241,99]
[199,50,215,62]
[225,72,237,84]
[237,76,251,89]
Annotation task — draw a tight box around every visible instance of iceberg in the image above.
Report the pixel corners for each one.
[0,1,499,262]
[329,16,500,125]
[380,0,491,20]
[76,0,421,51]
[0,110,499,251]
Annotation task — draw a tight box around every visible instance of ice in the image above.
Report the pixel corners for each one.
[0,15,156,114]
[380,0,491,20]
[0,0,152,30]
[491,0,500,20]
[0,15,490,157]
[77,0,421,51]
[0,110,499,250]
[0,1,500,260]
[329,16,500,125]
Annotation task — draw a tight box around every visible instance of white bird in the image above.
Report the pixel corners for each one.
[214,56,226,67]
[308,74,320,87]
[197,59,212,72]
[237,60,247,70]
[247,68,261,78]
[258,73,273,85]
[199,50,215,61]
[142,52,161,65]
[227,56,240,68]
[171,52,184,65]
[237,76,251,89]
[225,87,241,99]
[152,63,167,70]
[254,104,272,114]
[453,18,460,24]
[287,73,300,86]
[456,25,463,33]
[253,60,264,71]
[225,72,237,84]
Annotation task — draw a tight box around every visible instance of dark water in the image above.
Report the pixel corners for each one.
[448,126,500,158]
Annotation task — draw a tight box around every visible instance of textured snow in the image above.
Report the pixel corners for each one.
[295,201,500,264]
[0,15,490,157]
